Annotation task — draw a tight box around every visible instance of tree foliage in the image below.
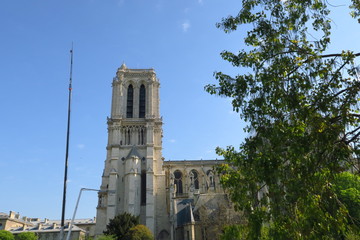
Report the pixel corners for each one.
[220,225,246,240]
[124,225,154,240]
[103,213,139,240]
[334,172,360,227]
[221,225,269,240]
[14,232,37,240]
[0,230,14,240]
[206,0,360,239]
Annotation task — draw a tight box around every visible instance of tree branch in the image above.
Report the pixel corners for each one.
[319,52,360,58]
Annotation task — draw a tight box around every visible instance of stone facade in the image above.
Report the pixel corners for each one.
[95,64,169,237]
[95,65,240,240]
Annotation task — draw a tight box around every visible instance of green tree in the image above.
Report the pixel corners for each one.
[334,172,360,227]
[221,225,269,240]
[14,232,37,240]
[103,213,139,240]
[220,225,245,240]
[206,0,360,239]
[0,230,14,240]
[124,225,154,240]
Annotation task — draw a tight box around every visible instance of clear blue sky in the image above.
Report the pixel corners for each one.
[0,0,359,221]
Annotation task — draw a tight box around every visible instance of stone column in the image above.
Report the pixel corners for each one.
[146,167,155,234]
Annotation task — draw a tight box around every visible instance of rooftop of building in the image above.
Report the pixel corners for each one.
[1,211,95,228]
[164,159,224,166]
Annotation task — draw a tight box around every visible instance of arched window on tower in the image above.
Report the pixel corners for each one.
[174,170,183,195]
[139,84,146,118]
[127,84,134,118]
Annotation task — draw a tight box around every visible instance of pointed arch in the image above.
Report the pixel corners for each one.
[207,170,215,188]
[126,84,134,118]
[139,84,146,118]
[174,170,183,195]
[190,169,199,190]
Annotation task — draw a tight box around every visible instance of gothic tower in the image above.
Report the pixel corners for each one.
[95,64,169,237]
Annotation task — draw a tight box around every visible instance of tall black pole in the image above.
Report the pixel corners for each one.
[60,46,73,240]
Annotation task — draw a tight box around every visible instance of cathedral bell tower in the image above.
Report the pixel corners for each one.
[95,64,168,236]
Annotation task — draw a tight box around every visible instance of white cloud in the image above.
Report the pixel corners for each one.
[169,139,176,143]
[77,144,85,149]
[182,20,190,32]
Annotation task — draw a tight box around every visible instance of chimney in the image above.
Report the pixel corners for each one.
[52,223,57,229]
[9,211,15,219]
[44,218,48,224]
[38,223,42,230]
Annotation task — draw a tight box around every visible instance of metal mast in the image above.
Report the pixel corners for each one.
[60,46,73,240]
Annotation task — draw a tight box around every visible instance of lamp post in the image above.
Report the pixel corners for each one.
[65,188,101,240]
[60,47,74,240]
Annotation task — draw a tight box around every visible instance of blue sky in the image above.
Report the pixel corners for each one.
[0,0,359,221]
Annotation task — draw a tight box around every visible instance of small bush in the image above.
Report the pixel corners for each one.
[124,225,153,240]
[14,232,37,240]
[0,230,15,240]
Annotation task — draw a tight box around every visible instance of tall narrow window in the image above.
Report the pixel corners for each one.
[139,84,146,118]
[207,170,215,188]
[127,85,134,118]
[174,170,183,195]
[141,171,146,205]
[125,129,131,145]
[190,169,199,189]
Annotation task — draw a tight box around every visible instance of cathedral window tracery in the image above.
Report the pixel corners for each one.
[207,170,215,188]
[190,169,199,190]
[173,170,183,195]
[126,84,134,118]
[139,84,146,118]
[121,126,146,146]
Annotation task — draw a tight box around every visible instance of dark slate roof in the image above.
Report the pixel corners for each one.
[177,199,193,206]
[177,204,194,227]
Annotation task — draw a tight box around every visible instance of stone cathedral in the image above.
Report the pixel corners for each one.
[95,64,239,240]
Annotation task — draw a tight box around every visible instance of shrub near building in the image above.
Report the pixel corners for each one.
[0,230,14,240]
[14,232,37,240]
